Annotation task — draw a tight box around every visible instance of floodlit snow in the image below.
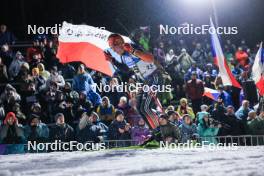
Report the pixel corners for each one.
[0,146,263,176]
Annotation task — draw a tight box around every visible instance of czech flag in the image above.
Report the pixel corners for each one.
[252,42,264,96]
[210,18,241,89]
[57,22,132,76]
[203,87,220,101]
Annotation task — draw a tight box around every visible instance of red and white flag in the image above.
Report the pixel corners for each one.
[252,42,264,96]
[210,18,241,89]
[57,22,131,76]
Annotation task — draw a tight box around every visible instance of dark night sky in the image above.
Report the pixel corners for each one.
[1,0,264,47]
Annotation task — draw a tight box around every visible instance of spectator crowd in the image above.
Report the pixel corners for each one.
[0,24,264,152]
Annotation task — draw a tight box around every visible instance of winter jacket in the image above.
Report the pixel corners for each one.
[0,124,25,144]
[131,126,150,144]
[8,58,25,79]
[247,118,264,135]
[87,90,102,107]
[219,91,233,106]
[97,105,115,123]
[24,123,49,142]
[177,106,195,120]
[49,123,75,142]
[46,73,65,88]
[247,117,264,145]
[179,122,198,143]
[159,123,180,142]
[177,53,195,71]
[235,106,252,121]
[108,120,130,140]
[76,122,102,143]
[197,112,219,144]
[73,73,95,93]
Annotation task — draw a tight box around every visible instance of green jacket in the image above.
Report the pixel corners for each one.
[197,112,219,144]
[247,118,264,135]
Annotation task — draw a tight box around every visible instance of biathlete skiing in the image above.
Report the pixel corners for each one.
[104,33,166,129]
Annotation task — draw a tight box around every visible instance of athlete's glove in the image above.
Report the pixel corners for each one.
[123,43,135,54]
[104,51,114,62]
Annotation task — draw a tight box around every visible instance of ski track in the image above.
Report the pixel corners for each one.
[0,146,263,176]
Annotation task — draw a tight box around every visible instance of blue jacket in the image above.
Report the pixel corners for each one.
[73,73,95,93]
[219,91,233,106]
[235,106,252,121]
[179,122,198,143]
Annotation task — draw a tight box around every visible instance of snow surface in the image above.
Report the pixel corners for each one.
[0,146,263,176]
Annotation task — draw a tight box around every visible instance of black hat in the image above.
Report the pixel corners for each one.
[159,114,169,120]
[167,110,176,117]
[54,113,64,122]
[28,114,40,124]
[115,109,124,118]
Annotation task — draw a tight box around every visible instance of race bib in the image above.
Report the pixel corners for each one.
[136,60,157,78]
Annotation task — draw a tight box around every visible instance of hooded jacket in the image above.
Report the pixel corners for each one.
[0,112,25,144]
[197,112,219,144]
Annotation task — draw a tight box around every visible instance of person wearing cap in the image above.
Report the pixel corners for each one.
[167,110,182,127]
[49,113,74,142]
[24,114,49,143]
[158,114,180,143]
[186,70,204,114]
[0,112,25,144]
[108,110,131,141]
[179,114,198,143]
